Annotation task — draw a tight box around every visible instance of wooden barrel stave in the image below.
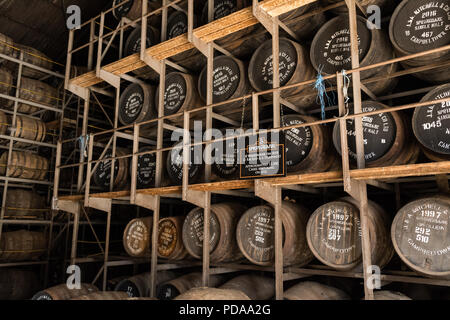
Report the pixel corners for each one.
[174,287,250,300]
[0,151,49,181]
[5,189,45,218]
[236,201,313,267]
[158,216,188,260]
[112,0,161,27]
[17,78,58,114]
[73,292,131,300]
[284,281,351,300]
[0,67,13,107]
[93,149,129,190]
[220,274,275,300]
[372,290,412,300]
[0,269,39,300]
[182,202,247,263]
[115,271,177,297]
[32,283,99,300]
[0,32,14,64]
[166,141,203,185]
[123,217,152,257]
[0,230,47,261]
[392,195,450,278]
[10,115,47,147]
[280,3,326,40]
[7,45,53,79]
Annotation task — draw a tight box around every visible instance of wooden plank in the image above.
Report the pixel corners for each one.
[189,180,254,191]
[137,186,182,196]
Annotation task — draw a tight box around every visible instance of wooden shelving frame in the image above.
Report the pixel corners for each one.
[54,0,450,299]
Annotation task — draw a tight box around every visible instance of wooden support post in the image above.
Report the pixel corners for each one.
[130,123,140,203]
[65,30,74,90]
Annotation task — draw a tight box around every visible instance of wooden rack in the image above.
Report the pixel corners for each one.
[54,0,450,300]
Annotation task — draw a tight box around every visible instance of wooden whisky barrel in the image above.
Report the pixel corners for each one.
[167,10,198,62]
[284,281,350,300]
[119,83,157,125]
[333,101,415,167]
[282,114,337,174]
[4,189,46,218]
[0,151,49,181]
[280,3,326,40]
[182,202,247,263]
[372,291,412,300]
[236,201,313,267]
[158,216,188,260]
[123,217,152,257]
[0,110,7,135]
[311,15,397,95]
[124,26,160,79]
[306,197,394,271]
[155,72,202,123]
[9,115,47,147]
[0,32,14,64]
[0,269,39,300]
[211,128,244,180]
[389,0,450,83]
[166,141,203,185]
[134,147,156,189]
[157,272,224,300]
[32,283,99,300]
[0,230,47,261]
[220,274,275,300]
[73,292,131,300]
[17,78,58,114]
[0,68,13,107]
[93,149,129,190]
[198,55,252,110]
[11,45,53,79]
[413,84,450,156]
[249,38,315,101]
[392,195,450,278]
[112,0,161,27]
[115,271,177,297]
[175,287,250,300]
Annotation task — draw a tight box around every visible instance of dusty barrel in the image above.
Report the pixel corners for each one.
[372,291,412,300]
[112,0,161,26]
[236,201,313,267]
[93,149,129,190]
[0,151,49,181]
[166,10,198,62]
[0,269,39,300]
[73,292,131,300]
[333,101,417,167]
[32,283,99,300]
[282,114,337,174]
[280,3,326,40]
[0,32,14,64]
[10,45,53,79]
[119,82,156,125]
[211,128,244,180]
[182,203,247,263]
[8,115,47,147]
[124,26,160,80]
[412,84,450,158]
[158,216,188,260]
[220,275,275,300]
[322,0,395,15]
[4,189,46,218]
[115,271,177,297]
[198,55,251,110]
[0,230,47,261]
[123,217,152,257]
[157,272,224,300]
[284,281,350,300]
[156,72,201,116]
[306,197,394,271]
[0,68,13,107]
[389,0,450,83]
[175,287,250,300]
[134,147,156,189]
[249,38,315,103]
[311,15,397,96]
[391,196,450,278]
[166,141,203,185]
[17,78,59,114]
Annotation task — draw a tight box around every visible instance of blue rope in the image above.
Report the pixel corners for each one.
[78,134,89,157]
[313,65,335,120]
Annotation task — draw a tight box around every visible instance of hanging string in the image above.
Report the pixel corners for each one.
[78,134,90,157]
[313,65,334,120]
